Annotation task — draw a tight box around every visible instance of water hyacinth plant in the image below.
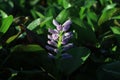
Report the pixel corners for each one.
[46,19,73,59]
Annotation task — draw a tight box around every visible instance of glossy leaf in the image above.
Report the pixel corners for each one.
[27,18,41,30]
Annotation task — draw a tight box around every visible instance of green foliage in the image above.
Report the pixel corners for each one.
[0,0,120,80]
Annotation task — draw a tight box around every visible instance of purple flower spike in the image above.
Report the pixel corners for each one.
[62,19,72,32]
[46,19,73,59]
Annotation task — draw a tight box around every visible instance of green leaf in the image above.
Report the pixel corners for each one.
[98,5,117,26]
[56,9,70,23]
[61,47,90,75]
[111,26,120,45]
[11,44,44,52]
[0,15,13,37]
[0,10,8,18]
[6,32,20,44]
[97,61,120,80]
[27,18,41,30]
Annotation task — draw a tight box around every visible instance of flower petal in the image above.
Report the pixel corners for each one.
[47,40,57,47]
[62,19,72,32]
[62,43,73,51]
[52,34,59,40]
[48,29,58,34]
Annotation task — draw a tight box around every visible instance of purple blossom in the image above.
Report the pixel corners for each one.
[46,19,73,59]
[62,19,72,32]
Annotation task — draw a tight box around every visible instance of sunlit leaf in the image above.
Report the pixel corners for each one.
[27,18,41,30]
[0,10,8,18]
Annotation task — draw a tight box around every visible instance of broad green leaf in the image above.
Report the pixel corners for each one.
[0,10,8,18]
[98,6,117,26]
[0,15,13,37]
[98,8,117,26]
[27,18,41,30]
[56,9,70,23]
[61,47,90,75]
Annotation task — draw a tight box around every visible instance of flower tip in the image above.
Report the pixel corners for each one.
[53,19,59,27]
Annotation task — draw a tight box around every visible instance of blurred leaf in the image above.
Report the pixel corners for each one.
[0,10,8,18]
[56,9,70,23]
[97,61,120,80]
[27,18,41,30]
[57,0,71,9]
[40,16,53,27]
[84,0,96,8]
[35,11,45,19]
[111,16,120,20]
[79,7,86,20]
[0,15,13,37]
[111,26,120,45]
[87,12,97,22]
[11,44,44,52]
[61,47,90,75]
[98,4,117,26]
[6,32,20,44]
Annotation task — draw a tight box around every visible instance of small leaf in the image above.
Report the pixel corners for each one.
[0,10,8,18]
[27,18,41,30]
[6,32,20,44]
[11,44,44,52]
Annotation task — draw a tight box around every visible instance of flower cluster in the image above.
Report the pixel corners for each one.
[46,19,73,59]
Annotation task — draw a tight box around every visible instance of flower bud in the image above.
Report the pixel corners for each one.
[62,19,72,32]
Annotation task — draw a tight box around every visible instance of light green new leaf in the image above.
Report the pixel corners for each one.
[27,18,41,30]
[0,10,8,18]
